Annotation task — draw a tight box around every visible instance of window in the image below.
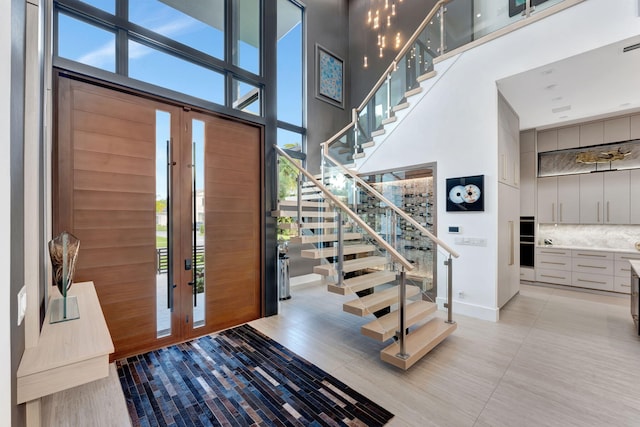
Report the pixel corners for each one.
[129,0,224,60]
[57,13,116,72]
[232,0,260,75]
[277,0,303,127]
[129,40,224,105]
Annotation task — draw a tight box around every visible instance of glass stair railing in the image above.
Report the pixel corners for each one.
[326,0,575,165]
[275,145,459,370]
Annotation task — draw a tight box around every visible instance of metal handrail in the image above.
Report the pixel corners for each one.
[274,145,415,271]
[356,0,449,113]
[323,150,459,259]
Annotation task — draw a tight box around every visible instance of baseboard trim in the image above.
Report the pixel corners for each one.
[436,297,499,322]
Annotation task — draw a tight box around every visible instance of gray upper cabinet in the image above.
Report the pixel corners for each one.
[604,117,630,143]
[631,114,640,139]
[557,126,579,150]
[580,122,604,147]
[537,129,557,152]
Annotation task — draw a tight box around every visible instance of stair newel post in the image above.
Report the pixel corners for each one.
[439,4,446,55]
[351,108,359,155]
[336,210,344,287]
[296,172,303,236]
[396,265,409,360]
[445,254,455,324]
[385,71,392,121]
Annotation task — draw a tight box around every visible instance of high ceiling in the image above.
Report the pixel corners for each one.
[497,34,640,131]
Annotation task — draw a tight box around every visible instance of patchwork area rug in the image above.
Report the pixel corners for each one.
[116,324,394,426]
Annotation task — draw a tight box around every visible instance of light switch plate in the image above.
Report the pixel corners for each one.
[17,285,26,326]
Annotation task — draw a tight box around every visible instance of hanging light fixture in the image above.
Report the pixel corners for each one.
[364,0,404,67]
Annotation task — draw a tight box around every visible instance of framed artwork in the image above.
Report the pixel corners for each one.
[446,175,484,212]
[315,44,344,109]
[508,0,549,17]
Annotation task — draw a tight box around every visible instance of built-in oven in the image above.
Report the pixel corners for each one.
[520,216,535,268]
[632,263,639,335]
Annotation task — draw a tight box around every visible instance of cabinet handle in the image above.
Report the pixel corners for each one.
[575,253,606,257]
[620,284,631,288]
[577,264,606,269]
[540,251,567,255]
[559,203,563,222]
[503,154,507,181]
[597,201,600,223]
[577,278,607,285]
[508,221,514,266]
[541,274,565,279]
[541,261,567,265]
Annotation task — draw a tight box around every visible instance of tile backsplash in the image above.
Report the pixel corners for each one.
[538,224,640,251]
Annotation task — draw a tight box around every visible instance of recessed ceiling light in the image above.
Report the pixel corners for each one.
[620,102,632,107]
[552,105,571,113]
[541,69,554,75]
[559,115,569,119]
[552,96,563,102]
[545,84,557,90]
[476,13,482,18]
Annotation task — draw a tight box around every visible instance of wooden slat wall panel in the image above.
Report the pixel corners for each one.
[202,116,261,333]
[56,78,162,359]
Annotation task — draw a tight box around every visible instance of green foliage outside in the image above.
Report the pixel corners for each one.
[278,153,301,242]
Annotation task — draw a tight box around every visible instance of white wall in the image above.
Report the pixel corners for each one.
[358,0,640,320]
[0,0,12,422]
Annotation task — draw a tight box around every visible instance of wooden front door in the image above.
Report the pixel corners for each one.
[55,75,263,359]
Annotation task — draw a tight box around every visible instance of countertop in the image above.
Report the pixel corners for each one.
[536,245,640,254]
[631,260,640,275]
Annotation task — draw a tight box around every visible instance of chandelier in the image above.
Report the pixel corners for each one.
[364,0,404,67]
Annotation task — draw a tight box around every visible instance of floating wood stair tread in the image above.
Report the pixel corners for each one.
[292,232,362,245]
[381,116,397,125]
[279,221,338,230]
[416,70,437,83]
[343,284,420,316]
[392,102,410,112]
[361,300,436,342]
[278,200,331,209]
[314,255,387,276]
[271,210,335,218]
[361,141,375,149]
[353,152,365,159]
[301,244,376,259]
[371,129,386,137]
[405,87,423,97]
[327,270,397,295]
[380,317,457,370]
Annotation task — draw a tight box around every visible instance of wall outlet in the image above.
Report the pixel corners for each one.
[17,285,27,326]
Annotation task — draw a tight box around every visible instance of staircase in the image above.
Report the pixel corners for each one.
[274,149,458,370]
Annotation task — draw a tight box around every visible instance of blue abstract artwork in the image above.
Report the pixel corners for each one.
[317,45,343,108]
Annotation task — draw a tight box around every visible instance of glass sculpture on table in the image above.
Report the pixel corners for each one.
[48,231,80,323]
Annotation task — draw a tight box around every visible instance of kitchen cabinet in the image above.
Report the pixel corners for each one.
[631,114,640,139]
[557,175,580,223]
[614,252,640,293]
[579,173,603,224]
[537,129,557,152]
[537,176,557,223]
[498,184,520,307]
[630,169,640,224]
[557,126,579,150]
[604,117,631,143]
[604,170,630,224]
[535,247,571,285]
[520,150,535,216]
[580,122,604,147]
[535,248,635,294]
[537,176,579,224]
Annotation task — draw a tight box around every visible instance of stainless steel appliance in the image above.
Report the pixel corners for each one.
[520,216,535,268]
